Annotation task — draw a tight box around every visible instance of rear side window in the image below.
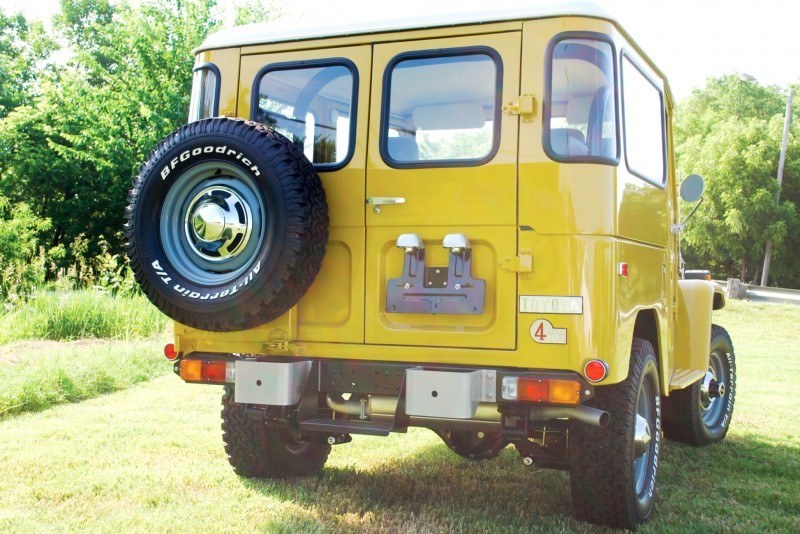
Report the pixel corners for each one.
[621,54,665,185]
[253,61,356,169]
[380,49,501,167]
[545,35,618,164]
[188,64,219,123]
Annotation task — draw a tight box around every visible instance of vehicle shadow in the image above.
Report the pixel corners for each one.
[238,430,800,532]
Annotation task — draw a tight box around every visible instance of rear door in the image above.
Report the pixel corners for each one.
[365,32,521,349]
[240,46,371,343]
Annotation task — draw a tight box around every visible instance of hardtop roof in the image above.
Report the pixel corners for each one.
[197,1,613,52]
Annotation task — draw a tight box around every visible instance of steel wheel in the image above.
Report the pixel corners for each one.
[633,374,657,500]
[160,162,268,286]
[662,325,736,446]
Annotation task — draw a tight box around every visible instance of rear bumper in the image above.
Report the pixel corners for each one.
[175,355,600,433]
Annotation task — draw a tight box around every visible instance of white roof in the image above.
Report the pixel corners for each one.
[196,1,614,52]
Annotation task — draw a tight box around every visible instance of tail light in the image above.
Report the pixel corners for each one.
[179,359,235,384]
[502,377,581,405]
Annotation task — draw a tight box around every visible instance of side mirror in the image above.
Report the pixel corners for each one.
[680,174,705,203]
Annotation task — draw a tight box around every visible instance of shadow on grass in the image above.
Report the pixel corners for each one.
[237,431,800,532]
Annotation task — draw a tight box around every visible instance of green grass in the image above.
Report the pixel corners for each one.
[0,290,169,343]
[0,300,797,531]
[0,337,171,417]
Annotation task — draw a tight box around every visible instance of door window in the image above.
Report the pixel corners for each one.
[545,35,618,163]
[188,64,219,122]
[621,54,666,185]
[254,61,356,169]
[380,49,501,167]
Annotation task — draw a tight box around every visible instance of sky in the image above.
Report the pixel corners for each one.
[4,0,800,100]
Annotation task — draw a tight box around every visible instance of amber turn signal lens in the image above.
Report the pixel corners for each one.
[180,359,202,381]
[548,379,582,404]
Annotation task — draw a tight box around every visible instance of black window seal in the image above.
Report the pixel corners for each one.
[542,31,620,166]
[193,62,221,118]
[250,58,359,172]
[620,50,667,189]
[379,46,503,169]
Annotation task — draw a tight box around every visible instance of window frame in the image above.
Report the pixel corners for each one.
[379,46,503,169]
[542,31,620,166]
[250,58,359,172]
[620,50,667,188]
[190,62,221,121]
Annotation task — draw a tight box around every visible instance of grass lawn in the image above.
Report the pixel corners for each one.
[0,300,797,532]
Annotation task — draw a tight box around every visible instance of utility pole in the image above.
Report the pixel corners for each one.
[761,88,793,287]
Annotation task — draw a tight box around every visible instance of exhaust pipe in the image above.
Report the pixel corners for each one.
[530,405,610,428]
[326,394,609,429]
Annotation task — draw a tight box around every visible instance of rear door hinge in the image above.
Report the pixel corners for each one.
[502,94,537,123]
[499,250,533,273]
[263,329,306,356]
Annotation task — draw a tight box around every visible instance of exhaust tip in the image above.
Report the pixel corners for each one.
[598,411,611,428]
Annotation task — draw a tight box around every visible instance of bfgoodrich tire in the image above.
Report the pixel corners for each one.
[124,118,328,331]
[663,325,736,445]
[569,338,661,529]
[221,386,330,478]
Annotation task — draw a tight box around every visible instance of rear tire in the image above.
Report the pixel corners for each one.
[569,338,661,529]
[221,386,330,478]
[663,324,736,445]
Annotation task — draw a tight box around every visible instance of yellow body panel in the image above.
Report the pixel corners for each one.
[175,15,718,395]
[672,280,715,389]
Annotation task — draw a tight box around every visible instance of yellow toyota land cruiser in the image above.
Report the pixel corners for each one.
[124,4,736,528]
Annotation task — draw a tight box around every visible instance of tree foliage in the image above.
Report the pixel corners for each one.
[674,75,800,286]
[0,0,219,269]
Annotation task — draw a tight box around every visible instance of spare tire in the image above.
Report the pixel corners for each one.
[124,117,328,331]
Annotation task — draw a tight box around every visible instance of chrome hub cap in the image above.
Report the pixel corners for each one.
[184,185,253,262]
[634,413,652,458]
[700,350,728,427]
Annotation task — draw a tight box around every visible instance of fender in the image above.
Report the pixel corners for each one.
[671,280,715,390]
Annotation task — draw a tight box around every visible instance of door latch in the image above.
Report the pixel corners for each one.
[502,94,537,123]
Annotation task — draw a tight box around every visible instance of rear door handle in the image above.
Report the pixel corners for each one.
[367,197,406,205]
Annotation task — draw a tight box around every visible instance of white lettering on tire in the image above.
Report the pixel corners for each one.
[158,261,262,301]
[160,145,260,180]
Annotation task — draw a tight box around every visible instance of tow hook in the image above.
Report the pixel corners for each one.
[522,456,534,466]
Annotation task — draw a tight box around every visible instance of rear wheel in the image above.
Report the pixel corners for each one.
[221,386,330,478]
[569,338,661,529]
[663,324,736,445]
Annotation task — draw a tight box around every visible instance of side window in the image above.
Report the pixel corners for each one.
[188,64,219,123]
[621,55,665,184]
[545,36,618,163]
[253,61,356,169]
[381,49,501,167]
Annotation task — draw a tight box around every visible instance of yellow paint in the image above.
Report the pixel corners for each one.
[174,14,718,394]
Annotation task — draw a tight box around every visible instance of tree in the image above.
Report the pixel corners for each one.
[0,10,55,118]
[674,75,800,287]
[0,0,220,269]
